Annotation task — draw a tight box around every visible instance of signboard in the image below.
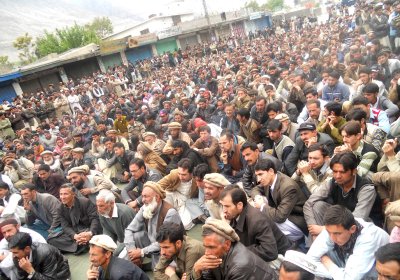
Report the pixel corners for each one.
[249,12,263,20]
[157,26,182,40]
[128,33,157,48]
[100,38,127,55]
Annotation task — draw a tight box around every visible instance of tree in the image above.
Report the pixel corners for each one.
[35,23,100,58]
[86,17,113,38]
[0,56,13,74]
[265,0,284,11]
[13,33,37,65]
[245,0,262,11]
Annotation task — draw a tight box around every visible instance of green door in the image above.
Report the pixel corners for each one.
[156,39,178,55]
[101,53,123,70]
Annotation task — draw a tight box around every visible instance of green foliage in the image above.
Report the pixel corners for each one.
[86,17,113,38]
[35,17,113,58]
[0,56,13,74]
[265,0,284,11]
[245,0,262,11]
[245,0,284,11]
[13,33,37,65]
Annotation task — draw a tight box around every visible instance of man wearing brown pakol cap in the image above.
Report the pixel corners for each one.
[124,181,182,270]
[162,122,193,155]
[192,218,278,280]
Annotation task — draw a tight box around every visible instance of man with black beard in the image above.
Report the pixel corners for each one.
[124,182,182,270]
[0,219,46,280]
[67,165,119,204]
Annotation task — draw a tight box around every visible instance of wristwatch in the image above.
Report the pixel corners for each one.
[27,271,35,279]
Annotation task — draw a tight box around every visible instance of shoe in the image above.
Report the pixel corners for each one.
[74,245,89,256]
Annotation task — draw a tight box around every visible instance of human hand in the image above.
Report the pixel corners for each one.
[297,160,311,174]
[80,188,92,196]
[253,195,266,209]
[87,265,99,280]
[308,225,325,236]
[23,200,31,211]
[193,255,222,274]
[127,200,138,210]
[306,136,317,148]
[18,257,34,274]
[128,248,142,262]
[165,266,176,277]
[382,139,397,158]
[181,273,187,280]
[220,152,228,164]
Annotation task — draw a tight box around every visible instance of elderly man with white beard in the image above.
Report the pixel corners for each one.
[123,181,182,271]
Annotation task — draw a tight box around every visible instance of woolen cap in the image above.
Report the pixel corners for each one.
[142,131,157,139]
[203,173,230,188]
[71,147,85,153]
[106,130,117,135]
[202,218,239,242]
[89,235,117,252]
[0,218,19,228]
[68,165,90,175]
[143,181,166,199]
[40,150,53,156]
[275,113,289,122]
[61,145,73,151]
[168,122,182,129]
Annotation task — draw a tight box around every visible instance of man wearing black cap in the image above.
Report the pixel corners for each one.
[284,122,335,176]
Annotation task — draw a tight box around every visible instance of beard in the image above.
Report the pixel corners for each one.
[73,178,85,190]
[43,158,54,166]
[142,197,158,219]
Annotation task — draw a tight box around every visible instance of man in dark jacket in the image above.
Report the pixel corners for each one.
[87,234,148,280]
[122,158,162,211]
[241,141,282,197]
[220,186,292,262]
[192,218,278,280]
[166,140,205,173]
[285,122,335,176]
[254,159,308,242]
[48,184,101,255]
[9,232,70,280]
[34,164,66,199]
[107,142,135,183]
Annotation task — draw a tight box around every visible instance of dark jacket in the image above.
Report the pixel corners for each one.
[284,132,335,176]
[13,243,70,280]
[107,150,135,172]
[121,167,163,205]
[98,256,149,280]
[32,172,66,199]
[201,241,277,280]
[251,172,308,235]
[58,196,101,239]
[231,204,291,262]
[242,153,282,197]
[166,143,205,173]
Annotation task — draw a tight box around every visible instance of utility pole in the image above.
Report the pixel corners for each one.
[202,0,212,39]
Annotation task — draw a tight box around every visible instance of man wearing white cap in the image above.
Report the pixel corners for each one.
[124,181,181,270]
[87,234,148,280]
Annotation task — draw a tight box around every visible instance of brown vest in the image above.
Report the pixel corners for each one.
[144,200,173,232]
[228,144,243,172]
